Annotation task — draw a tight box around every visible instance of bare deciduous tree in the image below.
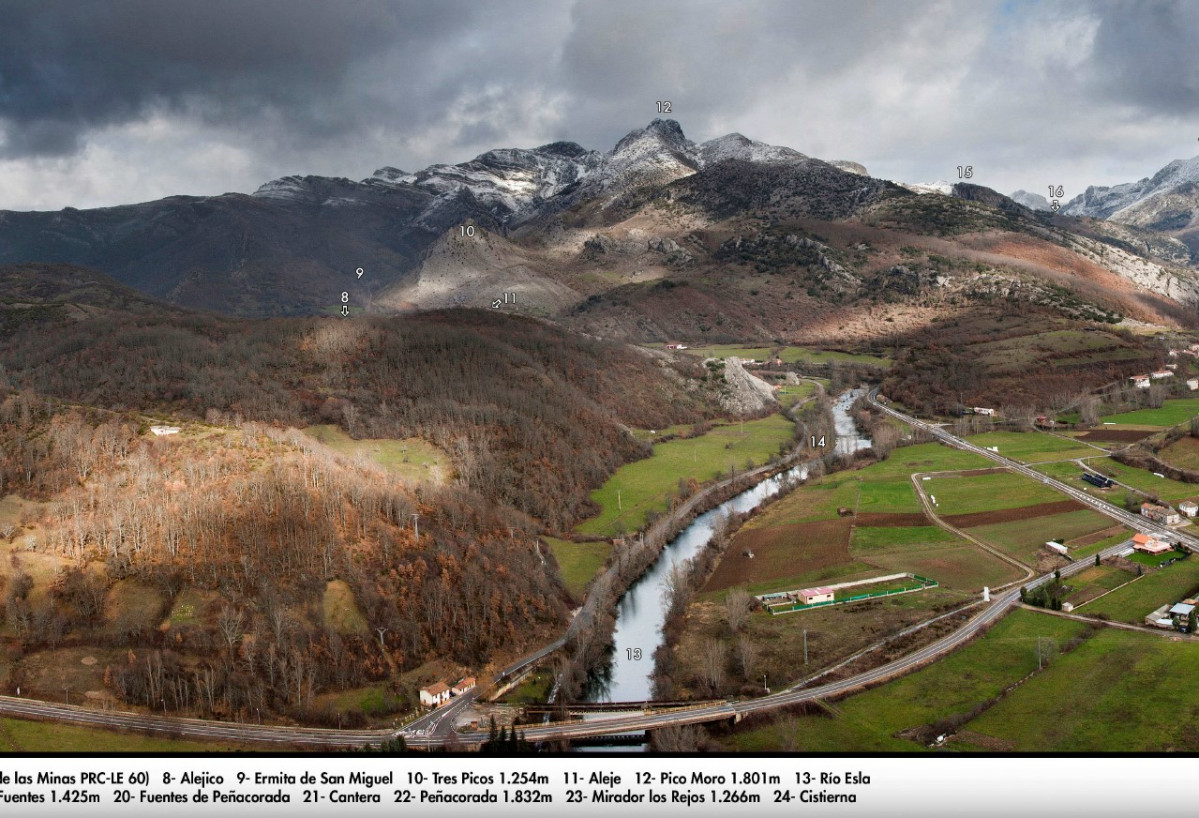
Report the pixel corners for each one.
[725,587,753,633]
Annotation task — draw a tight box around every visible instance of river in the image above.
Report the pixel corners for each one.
[585,388,870,705]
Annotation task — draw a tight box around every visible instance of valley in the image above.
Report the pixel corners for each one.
[7,114,1199,754]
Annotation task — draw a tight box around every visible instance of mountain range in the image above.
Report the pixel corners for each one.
[4,119,1199,342]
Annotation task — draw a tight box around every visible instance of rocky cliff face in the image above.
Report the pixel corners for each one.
[717,356,778,415]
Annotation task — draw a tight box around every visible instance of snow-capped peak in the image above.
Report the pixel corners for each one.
[697,133,807,166]
[899,180,954,196]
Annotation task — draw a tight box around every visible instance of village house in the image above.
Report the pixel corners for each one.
[1130,374,1151,389]
[1151,370,1173,380]
[1180,501,1198,518]
[1189,378,1199,392]
[419,682,451,708]
[1132,532,1172,555]
[1142,502,1183,526]
[972,407,995,416]
[451,677,476,696]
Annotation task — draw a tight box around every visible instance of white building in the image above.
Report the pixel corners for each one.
[1180,501,1198,519]
[1142,503,1183,526]
[798,587,835,605]
[150,425,181,436]
[419,682,451,707]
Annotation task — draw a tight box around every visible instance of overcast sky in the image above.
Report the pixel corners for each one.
[2,0,1198,211]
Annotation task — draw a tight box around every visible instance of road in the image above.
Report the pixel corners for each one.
[866,388,1199,552]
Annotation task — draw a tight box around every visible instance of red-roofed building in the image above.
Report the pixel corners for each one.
[419,682,450,707]
[798,587,834,605]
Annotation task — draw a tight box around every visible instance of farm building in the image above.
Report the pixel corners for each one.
[1130,375,1151,389]
[1132,533,1172,555]
[1170,603,1196,629]
[150,425,181,436]
[451,677,476,696]
[972,407,995,416]
[798,587,835,605]
[1151,370,1173,380]
[419,682,451,707]
[1044,541,1069,556]
[1181,501,1198,518]
[1142,503,1182,526]
[1189,379,1199,392]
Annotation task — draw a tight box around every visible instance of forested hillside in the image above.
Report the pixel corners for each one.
[0,272,718,529]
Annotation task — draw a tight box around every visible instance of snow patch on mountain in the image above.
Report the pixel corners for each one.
[1063,155,1199,222]
[899,180,954,196]
[696,133,807,166]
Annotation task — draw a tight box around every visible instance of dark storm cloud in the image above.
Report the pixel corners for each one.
[4,1,1199,211]
[0,0,481,157]
[1087,0,1199,113]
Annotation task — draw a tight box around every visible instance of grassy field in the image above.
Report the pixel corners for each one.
[974,329,1131,372]
[707,442,1020,596]
[1069,529,1136,560]
[1156,435,1199,472]
[163,588,219,628]
[855,444,992,515]
[498,668,554,705]
[101,580,165,636]
[544,537,611,599]
[1095,459,1199,502]
[1101,398,1199,428]
[721,609,1089,751]
[575,413,796,537]
[863,545,1023,592]
[967,624,1199,750]
[0,718,248,752]
[670,344,891,369]
[315,684,404,718]
[777,381,820,409]
[966,510,1128,565]
[777,347,891,368]
[964,431,1101,464]
[1078,557,1199,622]
[303,424,448,483]
[1061,564,1137,607]
[676,587,966,701]
[849,525,958,553]
[322,579,369,636]
[926,471,1066,515]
